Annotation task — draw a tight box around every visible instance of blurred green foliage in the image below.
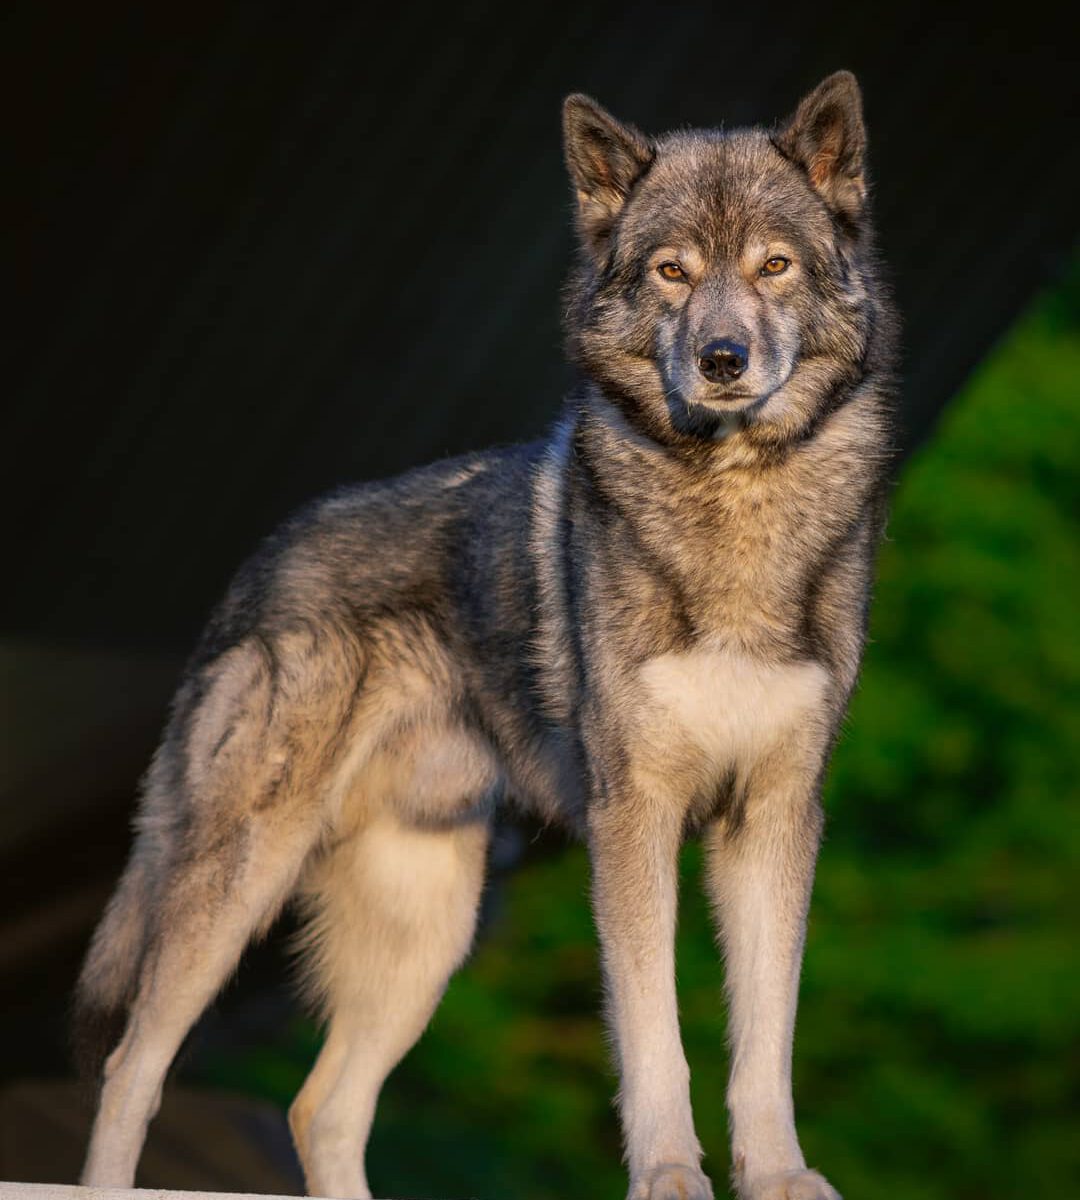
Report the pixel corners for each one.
[202,266,1079,1198]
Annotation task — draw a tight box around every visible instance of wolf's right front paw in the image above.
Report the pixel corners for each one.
[630,1162,714,1200]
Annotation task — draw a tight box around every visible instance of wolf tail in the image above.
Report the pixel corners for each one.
[72,855,153,1085]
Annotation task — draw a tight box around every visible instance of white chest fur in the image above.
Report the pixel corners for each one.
[638,647,830,771]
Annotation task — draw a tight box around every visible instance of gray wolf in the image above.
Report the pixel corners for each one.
[75,71,896,1200]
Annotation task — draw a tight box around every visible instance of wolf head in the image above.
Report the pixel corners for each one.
[563,72,886,446]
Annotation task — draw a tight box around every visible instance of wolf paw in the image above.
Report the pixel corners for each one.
[740,1168,841,1200]
[630,1162,714,1200]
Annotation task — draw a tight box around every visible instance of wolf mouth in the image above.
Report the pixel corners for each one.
[698,389,757,403]
[682,387,771,416]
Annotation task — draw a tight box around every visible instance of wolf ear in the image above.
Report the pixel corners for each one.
[776,71,867,223]
[563,94,655,257]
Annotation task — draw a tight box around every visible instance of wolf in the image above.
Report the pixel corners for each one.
[75,71,896,1200]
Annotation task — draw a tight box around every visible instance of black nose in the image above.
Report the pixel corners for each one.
[698,339,749,382]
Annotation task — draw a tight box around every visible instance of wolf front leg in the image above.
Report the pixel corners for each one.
[588,791,714,1200]
[703,756,841,1200]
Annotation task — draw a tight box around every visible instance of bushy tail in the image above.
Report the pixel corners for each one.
[72,858,152,1086]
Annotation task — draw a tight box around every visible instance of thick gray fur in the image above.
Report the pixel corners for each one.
[76,71,896,1200]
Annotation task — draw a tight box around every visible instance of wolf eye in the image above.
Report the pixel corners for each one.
[657,261,687,281]
[761,256,790,276]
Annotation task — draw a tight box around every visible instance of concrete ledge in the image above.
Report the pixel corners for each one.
[1,1186,309,1200]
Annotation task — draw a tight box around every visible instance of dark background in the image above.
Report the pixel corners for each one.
[2,2,1077,1196]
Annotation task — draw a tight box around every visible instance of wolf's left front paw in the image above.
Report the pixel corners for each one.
[741,1169,840,1200]
[630,1162,714,1200]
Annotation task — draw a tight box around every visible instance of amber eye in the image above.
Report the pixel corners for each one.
[761,256,790,276]
[657,261,687,281]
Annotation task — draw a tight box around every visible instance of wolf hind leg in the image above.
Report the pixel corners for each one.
[81,805,324,1187]
[81,630,363,1187]
[289,812,490,1199]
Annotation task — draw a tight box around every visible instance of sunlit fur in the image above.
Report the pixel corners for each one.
[75,73,896,1200]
